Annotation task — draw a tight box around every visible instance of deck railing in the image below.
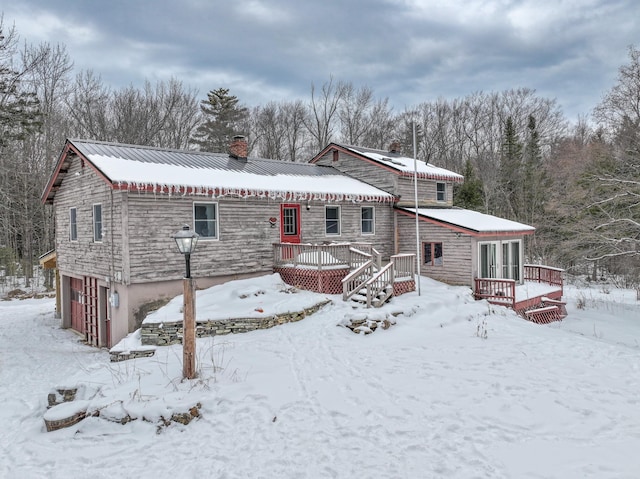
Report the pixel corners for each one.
[524,264,564,292]
[342,260,375,302]
[273,242,382,270]
[474,278,516,307]
[391,253,415,281]
[475,265,565,310]
[342,253,416,307]
[366,263,395,307]
[273,243,415,307]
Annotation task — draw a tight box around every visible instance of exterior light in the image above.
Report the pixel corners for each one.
[172,224,199,278]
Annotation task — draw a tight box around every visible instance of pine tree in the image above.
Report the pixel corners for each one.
[191,88,249,153]
[498,116,522,219]
[521,115,548,225]
[0,21,43,283]
[454,159,484,211]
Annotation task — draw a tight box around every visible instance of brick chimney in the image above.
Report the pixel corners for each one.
[388,141,402,154]
[229,135,248,160]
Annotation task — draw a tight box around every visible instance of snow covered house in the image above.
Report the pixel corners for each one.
[311,143,564,318]
[42,137,402,347]
[42,137,563,348]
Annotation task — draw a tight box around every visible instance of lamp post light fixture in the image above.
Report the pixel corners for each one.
[172,224,200,379]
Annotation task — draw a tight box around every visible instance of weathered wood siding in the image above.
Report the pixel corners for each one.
[313,150,397,194]
[53,157,395,284]
[314,149,455,206]
[300,201,395,260]
[396,178,455,207]
[125,195,279,282]
[396,213,473,286]
[53,158,123,279]
[124,195,396,282]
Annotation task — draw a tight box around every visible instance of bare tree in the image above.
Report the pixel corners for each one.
[252,102,286,160]
[337,84,374,145]
[157,78,201,150]
[66,70,111,139]
[362,97,395,150]
[304,76,348,151]
[594,45,640,131]
[280,99,308,162]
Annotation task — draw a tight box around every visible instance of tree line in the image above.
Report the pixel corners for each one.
[0,14,638,288]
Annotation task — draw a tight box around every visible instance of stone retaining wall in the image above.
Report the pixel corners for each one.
[110,349,156,362]
[140,300,331,346]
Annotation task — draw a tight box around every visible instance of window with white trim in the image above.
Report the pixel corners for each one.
[69,207,78,241]
[93,204,103,242]
[194,202,218,239]
[361,206,375,235]
[436,182,446,202]
[325,206,341,235]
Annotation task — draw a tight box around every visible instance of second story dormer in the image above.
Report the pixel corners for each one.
[310,142,464,207]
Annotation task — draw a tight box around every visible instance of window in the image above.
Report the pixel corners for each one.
[93,204,103,242]
[194,202,218,239]
[69,208,77,241]
[325,206,341,235]
[436,183,446,202]
[361,206,375,235]
[423,242,443,266]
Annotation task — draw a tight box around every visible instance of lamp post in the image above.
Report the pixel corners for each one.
[172,224,199,379]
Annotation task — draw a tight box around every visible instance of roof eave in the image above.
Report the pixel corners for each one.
[395,208,535,237]
[42,140,117,204]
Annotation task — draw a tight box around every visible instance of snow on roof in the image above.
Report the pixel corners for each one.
[402,207,535,234]
[77,142,395,203]
[346,146,464,182]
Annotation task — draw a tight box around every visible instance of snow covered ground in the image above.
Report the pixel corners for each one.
[1,274,639,479]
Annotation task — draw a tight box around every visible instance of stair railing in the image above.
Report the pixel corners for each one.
[342,260,374,302]
[366,263,395,307]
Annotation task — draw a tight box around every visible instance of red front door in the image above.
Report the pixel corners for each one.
[280,204,301,243]
[70,277,84,333]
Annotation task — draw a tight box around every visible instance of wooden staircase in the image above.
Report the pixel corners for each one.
[521,298,568,324]
[342,249,414,308]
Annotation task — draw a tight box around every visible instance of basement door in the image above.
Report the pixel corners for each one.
[70,277,84,333]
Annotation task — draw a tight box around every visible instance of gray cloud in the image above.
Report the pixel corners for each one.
[4,0,639,121]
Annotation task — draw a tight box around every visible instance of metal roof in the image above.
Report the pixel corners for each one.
[42,139,397,204]
[70,139,342,177]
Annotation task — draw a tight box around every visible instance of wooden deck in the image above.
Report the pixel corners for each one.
[474,265,565,322]
[273,243,415,304]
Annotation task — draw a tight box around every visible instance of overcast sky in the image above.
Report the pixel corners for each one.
[3,0,639,122]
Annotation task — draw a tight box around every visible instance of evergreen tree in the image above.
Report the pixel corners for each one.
[0,26,42,147]
[0,21,43,282]
[454,159,484,211]
[191,87,249,153]
[498,116,522,219]
[521,115,548,225]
